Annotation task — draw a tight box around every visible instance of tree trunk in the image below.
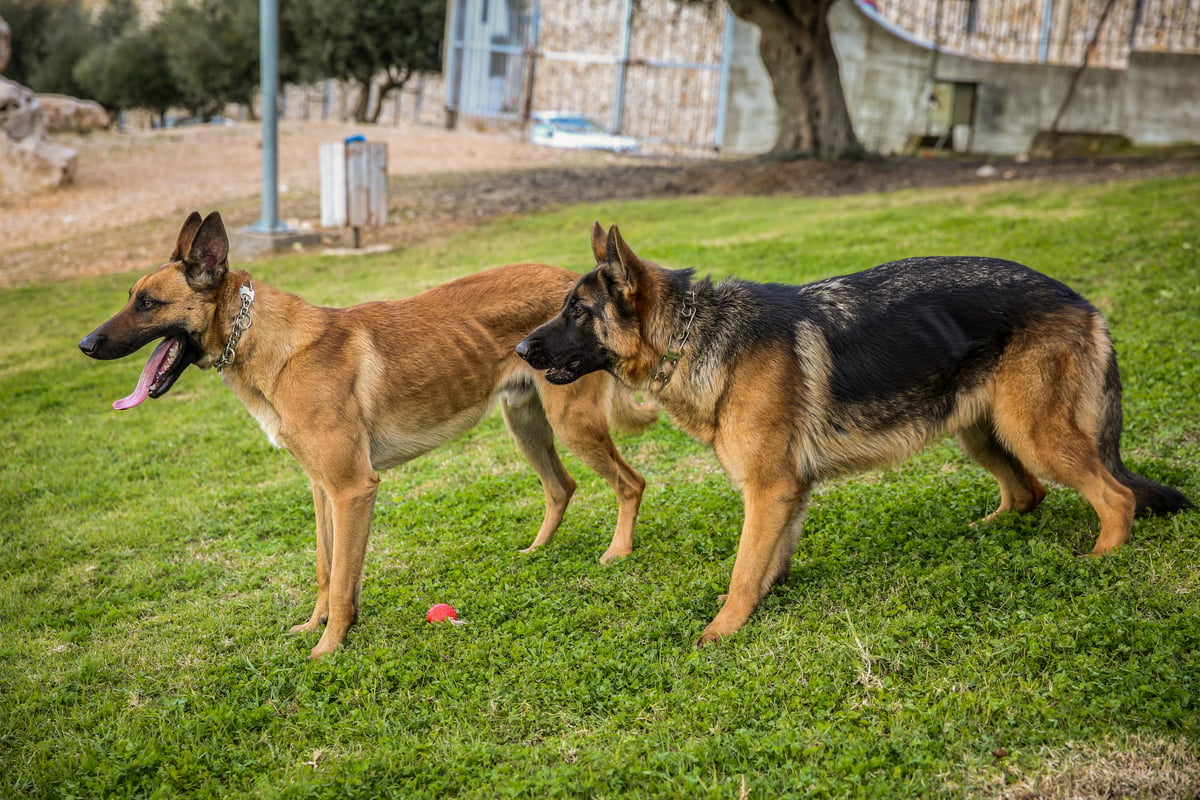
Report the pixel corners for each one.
[363,66,413,125]
[350,78,372,123]
[726,0,862,159]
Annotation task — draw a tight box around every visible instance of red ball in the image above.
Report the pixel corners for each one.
[426,603,458,623]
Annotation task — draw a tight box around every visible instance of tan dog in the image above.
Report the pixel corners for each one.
[80,211,654,658]
[518,223,1192,644]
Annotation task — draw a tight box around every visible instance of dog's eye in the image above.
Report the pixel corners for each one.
[137,296,160,311]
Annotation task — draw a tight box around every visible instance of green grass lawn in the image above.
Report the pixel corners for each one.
[2,175,1197,799]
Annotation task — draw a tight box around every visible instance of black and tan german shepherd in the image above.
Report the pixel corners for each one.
[79,211,655,658]
[517,222,1192,644]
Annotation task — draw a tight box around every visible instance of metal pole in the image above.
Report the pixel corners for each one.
[520,0,540,125]
[1128,0,1144,51]
[713,9,735,151]
[251,0,286,233]
[612,0,634,134]
[1038,0,1055,63]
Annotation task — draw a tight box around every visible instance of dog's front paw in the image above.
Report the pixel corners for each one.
[309,631,344,659]
[599,545,631,564]
[288,610,327,635]
[696,601,754,645]
[309,643,339,659]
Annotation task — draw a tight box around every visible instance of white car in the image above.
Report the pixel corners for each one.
[530,112,639,153]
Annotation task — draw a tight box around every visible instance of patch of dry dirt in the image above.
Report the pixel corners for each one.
[2,119,1196,288]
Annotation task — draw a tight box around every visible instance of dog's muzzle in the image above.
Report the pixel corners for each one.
[517,337,585,385]
[80,330,197,410]
[514,337,545,368]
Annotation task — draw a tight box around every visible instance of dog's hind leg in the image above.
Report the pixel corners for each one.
[500,388,577,555]
[540,375,646,563]
[1072,462,1136,555]
[956,420,1046,522]
[289,480,334,635]
[991,324,1135,555]
[1008,428,1135,554]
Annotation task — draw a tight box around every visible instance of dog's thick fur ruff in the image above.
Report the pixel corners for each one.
[517,222,1192,644]
[80,212,655,657]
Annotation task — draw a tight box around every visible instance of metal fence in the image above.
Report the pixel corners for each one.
[444,0,731,152]
[874,0,1200,68]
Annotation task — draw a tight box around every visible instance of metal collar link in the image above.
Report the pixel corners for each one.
[214,282,255,372]
[650,290,696,390]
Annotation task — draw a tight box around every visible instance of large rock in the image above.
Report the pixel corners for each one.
[39,94,110,133]
[1,77,77,197]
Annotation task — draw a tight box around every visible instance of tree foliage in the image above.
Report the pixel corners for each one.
[2,0,446,124]
[93,0,137,40]
[0,0,50,86]
[156,0,261,119]
[1,0,98,96]
[74,28,178,122]
[71,0,177,121]
[284,0,446,123]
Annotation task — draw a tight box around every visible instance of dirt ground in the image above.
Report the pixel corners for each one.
[2,118,1197,288]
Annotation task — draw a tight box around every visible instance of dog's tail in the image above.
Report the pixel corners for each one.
[1099,349,1193,515]
[608,386,658,436]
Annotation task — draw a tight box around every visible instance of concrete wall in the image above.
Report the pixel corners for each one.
[719,15,777,154]
[722,0,1200,156]
[1121,52,1200,147]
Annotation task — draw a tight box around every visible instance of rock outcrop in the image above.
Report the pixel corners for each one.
[0,16,79,196]
[1,77,78,196]
[39,94,110,133]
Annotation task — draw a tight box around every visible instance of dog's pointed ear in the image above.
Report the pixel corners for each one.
[171,211,205,262]
[183,211,229,291]
[607,224,643,289]
[595,224,649,312]
[591,221,607,263]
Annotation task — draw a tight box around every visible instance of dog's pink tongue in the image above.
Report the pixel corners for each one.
[113,338,174,410]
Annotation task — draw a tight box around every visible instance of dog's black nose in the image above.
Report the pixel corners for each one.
[515,338,532,361]
[79,332,104,356]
